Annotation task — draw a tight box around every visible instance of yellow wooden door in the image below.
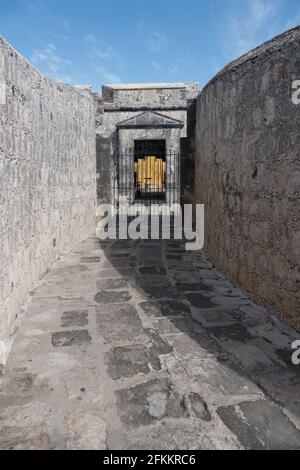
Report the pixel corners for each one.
[135,156,165,192]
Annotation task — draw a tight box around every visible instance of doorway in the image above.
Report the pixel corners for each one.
[134,140,166,202]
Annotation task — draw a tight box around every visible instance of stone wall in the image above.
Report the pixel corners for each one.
[0,38,96,364]
[102,82,199,108]
[195,27,300,330]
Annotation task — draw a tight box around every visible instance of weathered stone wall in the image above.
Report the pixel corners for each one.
[195,27,300,330]
[102,83,199,107]
[0,38,96,364]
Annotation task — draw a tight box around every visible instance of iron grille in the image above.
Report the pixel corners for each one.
[114,146,181,208]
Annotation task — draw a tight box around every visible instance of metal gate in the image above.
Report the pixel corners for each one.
[115,140,181,208]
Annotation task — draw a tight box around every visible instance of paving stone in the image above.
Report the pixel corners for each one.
[102,259,130,268]
[168,262,197,272]
[81,257,101,263]
[154,317,204,335]
[248,322,295,348]
[65,408,107,450]
[97,279,129,290]
[212,296,248,307]
[194,261,214,270]
[208,324,253,342]
[190,308,240,327]
[217,340,278,375]
[61,310,89,328]
[189,392,212,421]
[48,265,90,277]
[115,378,188,429]
[164,334,219,360]
[138,248,162,258]
[142,286,179,300]
[129,276,171,288]
[139,266,167,276]
[94,291,131,305]
[176,282,213,293]
[166,255,183,261]
[166,242,185,249]
[128,421,241,450]
[97,304,144,343]
[97,268,136,278]
[145,330,173,370]
[0,427,55,450]
[137,258,165,268]
[275,348,300,373]
[128,257,138,267]
[217,400,300,450]
[197,269,221,280]
[106,253,130,258]
[106,345,150,380]
[146,330,173,356]
[140,300,191,318]
[185,357,262,397]
[190,334,230,360]
[165,246,186,253]
[113,241,138,250]
[96,269,123,279]
[115,267,137,277]
[51,330,91,348]
[154,317,186,335]
[186,293,215,309]
[1,370,39,397]
[171,271,203,283]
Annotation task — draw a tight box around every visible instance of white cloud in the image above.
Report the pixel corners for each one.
[54,74,74,84]
[210,56,225,75]
[170,65,179,75]
[148,31,168,53]
[136,20,168,54]
[177,54,194,66]
[226,0,282,59]
[53,34,70,41]
[152,60,162,71]
[92,46,116,60]
[136,20,145,36]
[60,18,71,32]
[84,34,97,44]
[23,1,71,33]
[31,43,72,76]
[285,12,300,30]
[31,43,71,65]
[87,42,124,85]
[93,65,121,84]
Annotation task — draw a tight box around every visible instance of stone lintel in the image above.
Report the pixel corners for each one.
[104,103,188,113]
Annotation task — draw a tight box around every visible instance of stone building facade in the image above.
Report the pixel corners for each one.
[96,83,199,208]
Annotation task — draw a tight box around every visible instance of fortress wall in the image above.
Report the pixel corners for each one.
[195,27,300,329]
[0,38,96,364]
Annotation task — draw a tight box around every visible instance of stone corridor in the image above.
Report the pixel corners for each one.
[0,236,299,450]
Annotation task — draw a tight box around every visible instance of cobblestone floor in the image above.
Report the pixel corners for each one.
[0,236,299,450]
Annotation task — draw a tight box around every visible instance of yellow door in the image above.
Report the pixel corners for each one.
[135,156,165,193]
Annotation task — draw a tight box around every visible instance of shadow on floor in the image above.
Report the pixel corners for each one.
[96,234,300,449]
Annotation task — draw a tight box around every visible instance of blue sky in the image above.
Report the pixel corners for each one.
[1,0,300,92]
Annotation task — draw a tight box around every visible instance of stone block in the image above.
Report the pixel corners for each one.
[218,400,300,450]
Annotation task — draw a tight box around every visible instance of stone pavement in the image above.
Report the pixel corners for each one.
[0,236,299,450]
